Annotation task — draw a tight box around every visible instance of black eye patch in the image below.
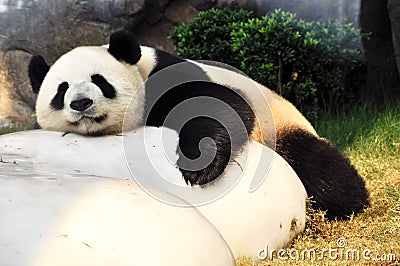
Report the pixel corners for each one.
[50,82,69,110]
[91,74,116,99]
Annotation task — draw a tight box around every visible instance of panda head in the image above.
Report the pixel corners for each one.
[28,30,145,136]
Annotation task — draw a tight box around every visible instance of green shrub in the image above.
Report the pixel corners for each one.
[170,8,253,65]
[170,8,366,122]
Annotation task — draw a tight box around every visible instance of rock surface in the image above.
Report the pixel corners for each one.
[0,50,36,120]
[0,128,306,258]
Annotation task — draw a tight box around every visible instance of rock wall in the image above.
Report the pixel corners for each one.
[0,50,34,120]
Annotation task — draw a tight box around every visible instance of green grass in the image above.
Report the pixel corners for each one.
[316,102,400,156]
[238,102,400,265]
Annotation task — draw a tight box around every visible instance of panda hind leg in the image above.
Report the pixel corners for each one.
[276,128,370,220]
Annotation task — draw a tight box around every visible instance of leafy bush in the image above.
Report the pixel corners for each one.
[170,8,366,121]
[170,8,253,65]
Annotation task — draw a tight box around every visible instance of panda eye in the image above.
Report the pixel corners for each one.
[91,74,116,99]
[50,82,69,110]
[58,82,69,92]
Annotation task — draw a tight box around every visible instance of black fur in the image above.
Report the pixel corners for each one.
[145,80,255,185]
[50,82,69,110]
[276,128,370,220]
[28,55,50,94]
[149,50,186,76]
[91,74,116,99]
[142,50,255,185]
[108,30,141,65]
[33,122,41,129]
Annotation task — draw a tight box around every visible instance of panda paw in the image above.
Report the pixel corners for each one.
[177,151,230,186]
[178,159,228,186]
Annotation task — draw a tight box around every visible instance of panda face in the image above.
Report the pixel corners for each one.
[35,46,145,135]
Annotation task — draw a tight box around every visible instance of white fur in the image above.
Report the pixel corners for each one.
[137,46,157,80]
[36,46,146,135]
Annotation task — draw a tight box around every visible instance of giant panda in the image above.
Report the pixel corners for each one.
[28,30,369,220]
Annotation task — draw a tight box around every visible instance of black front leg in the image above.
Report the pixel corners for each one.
[177,117,233,185]
[144,80,256,186]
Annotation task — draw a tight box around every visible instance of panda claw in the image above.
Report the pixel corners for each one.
[179,164,225,186]
[62,132,71,137]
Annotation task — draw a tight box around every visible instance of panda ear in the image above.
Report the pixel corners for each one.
[108,30,141,65]
[28,55,50,94]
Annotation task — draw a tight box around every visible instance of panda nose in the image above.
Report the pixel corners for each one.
[70,98,93,112]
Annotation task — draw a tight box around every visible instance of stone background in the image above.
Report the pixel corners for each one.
[0,0,399,126]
